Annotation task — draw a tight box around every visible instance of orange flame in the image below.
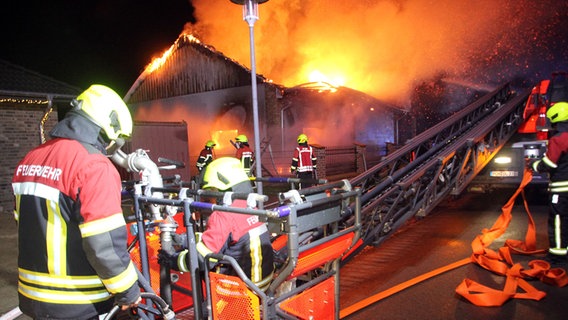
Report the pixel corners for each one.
[145,34,202,74]
[186,0,559,105]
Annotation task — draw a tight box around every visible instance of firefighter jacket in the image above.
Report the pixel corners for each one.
[196,147,214,172]
[177,199,274,291]
[291,143,317,173]
[532,125,568,193]
[236,145,254,175]
[12,114,139,319]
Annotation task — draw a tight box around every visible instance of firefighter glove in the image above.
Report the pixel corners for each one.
[157,249,180,271]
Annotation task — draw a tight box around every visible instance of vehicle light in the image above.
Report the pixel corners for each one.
[494,156,512,164]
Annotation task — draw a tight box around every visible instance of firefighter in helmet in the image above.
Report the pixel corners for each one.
[235,134,255,176]
[160,157,274,291]
[12,84,140,319]
[291,133,318,189]
[196,139,216,186]
[531,101,568,265]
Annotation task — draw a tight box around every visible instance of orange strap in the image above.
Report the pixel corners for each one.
[340,168,567,317]
[456,168,568,307]
[340,258,471,318]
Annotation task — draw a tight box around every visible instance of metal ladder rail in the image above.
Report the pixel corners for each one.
[349,83,512,209]
[339,84,525,257]
[347,87,530,250]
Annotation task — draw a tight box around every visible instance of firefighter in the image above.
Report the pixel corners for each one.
[235,134,255,176]
[11,85,141,319]
[531,101,568,265]
[160,157,274,291]
[196,139,216,186]
[290,133,318,189]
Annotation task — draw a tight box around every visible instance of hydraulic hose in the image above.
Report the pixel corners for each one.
[104,268,175,320]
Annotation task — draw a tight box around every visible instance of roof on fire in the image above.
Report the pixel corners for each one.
[124,34,271,104]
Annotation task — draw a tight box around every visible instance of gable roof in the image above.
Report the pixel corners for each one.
[0,59,81,100]
[124,34,269,103]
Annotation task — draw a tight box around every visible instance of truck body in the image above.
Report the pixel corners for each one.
[470,71,568,192]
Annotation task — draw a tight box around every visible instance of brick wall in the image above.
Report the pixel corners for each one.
[0,104,57,214]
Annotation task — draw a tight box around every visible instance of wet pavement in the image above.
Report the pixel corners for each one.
[339,188,568,320]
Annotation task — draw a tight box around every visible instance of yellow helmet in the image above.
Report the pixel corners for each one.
[206,140,216,148]
[74,84,133,140]
[235,134,248,143]
[297,133,308,143]
[547,101,568,123]
[203,157,250,190]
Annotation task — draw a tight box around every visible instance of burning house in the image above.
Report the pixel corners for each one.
[125,33,404,179]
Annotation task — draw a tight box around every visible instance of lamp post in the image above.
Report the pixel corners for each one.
[230,0,269,196]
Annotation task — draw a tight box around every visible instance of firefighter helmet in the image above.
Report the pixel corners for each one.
[206,140,216,148]
[235,134,248,143]
[203,157,250,190]
[547,102,568,123]
[74,84,133,140]
[297,133,308,143]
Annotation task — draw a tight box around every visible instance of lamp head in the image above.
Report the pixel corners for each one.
[230,0,269,4]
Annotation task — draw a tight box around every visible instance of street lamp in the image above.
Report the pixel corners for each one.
[230,0,269,196]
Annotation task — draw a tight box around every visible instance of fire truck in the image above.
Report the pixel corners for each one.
[96,78,563,319]
[469,71,568,192]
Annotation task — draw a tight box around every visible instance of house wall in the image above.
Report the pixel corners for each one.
[130,85,268,178]
[0,103,57,214]
[129,86,399,179]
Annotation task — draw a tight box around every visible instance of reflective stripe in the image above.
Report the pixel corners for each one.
[549,248,567,255]
[255,271,274,292]
[549,181,568,193]
[19,281,110,304]
[46,199,66,276]
[249,228,263,283]
[542,155,558,168]
[12,182,60,202]
[196,241,216,265]
[550,186,568,193]
[552,214,563,252]
[297,148,315,173]
[177,250,189,272]
[102,261,138,294]
[550,181,568,187]
[80,213,126,237]
[19,268,104,288]
[532,160,541,172]
[14,194,20,221]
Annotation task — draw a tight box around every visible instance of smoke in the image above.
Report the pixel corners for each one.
[187,0,567,106]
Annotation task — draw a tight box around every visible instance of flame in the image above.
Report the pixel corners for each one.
[187,0,567,105]
[308,70,345,87]
[211,129,239,155]
[145,34,202,74]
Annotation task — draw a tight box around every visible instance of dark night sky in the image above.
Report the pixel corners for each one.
[0,1,196,96]
[1,1,567,100]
